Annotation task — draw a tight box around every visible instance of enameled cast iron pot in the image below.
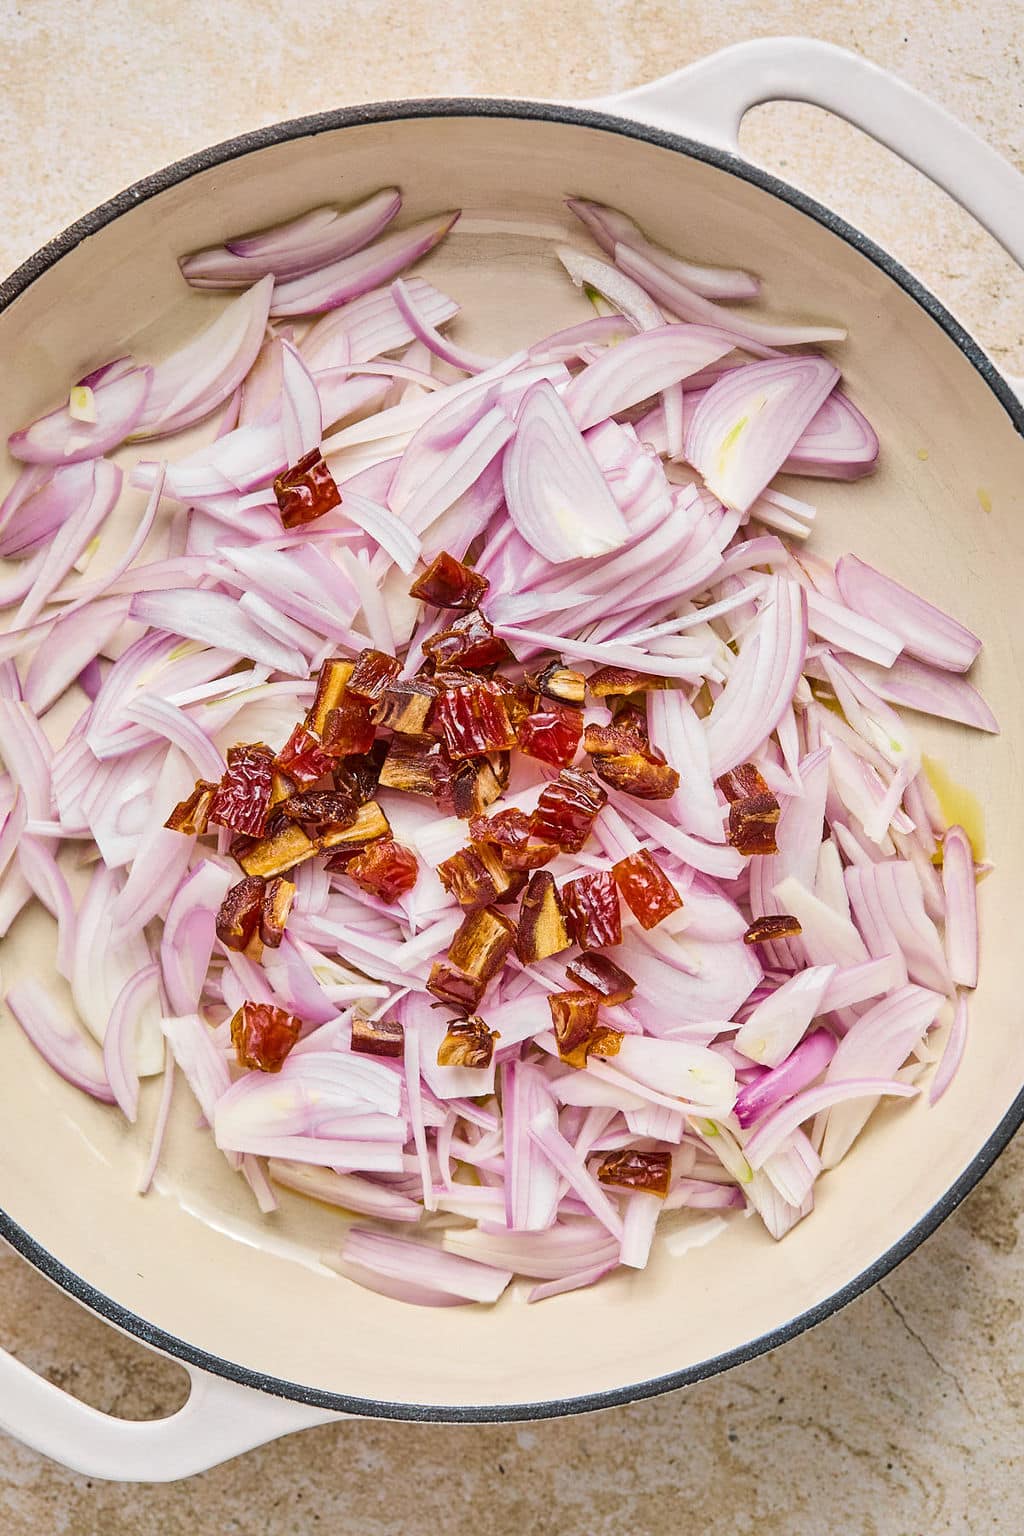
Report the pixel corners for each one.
[1,37,1022,1482]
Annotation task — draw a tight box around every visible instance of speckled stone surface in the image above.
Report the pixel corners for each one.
[0,3,1022,1529]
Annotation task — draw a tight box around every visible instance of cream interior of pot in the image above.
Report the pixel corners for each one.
[0,112,1021,1411]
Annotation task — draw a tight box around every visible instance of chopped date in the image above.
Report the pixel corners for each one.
[305,658,354,738]
[269,771,294,811]
[500,836,558,872]
[548,991,623,1070]
[531,769,607,853]
[435,680,517,761]
[321,694,376,757]
[716,762,772,803]
[344,839,419,904]
[610,698,651,744]
[447,906,516,976]
[409,551,489,610]
[422,609,514,671]
[209,744,275,838]
[351,1014,405,1058]
[236,821,317,878]
[274,724,337,786]
[492,867,528,906]
[469,808,558,871]
[516,701,584,768]
[728,793,781,856]
[497,678,537,729]
[470,807,533,851]
[164,778,218,835]
[378,733,449,800]
[744,914,802,945]
[587,666,670,698]
[273,448,342,528]
[347,648,401,703]
[427,960,485,1011]
[584,722,647,758]
[437,846,503,908]
[596,1148,672,1198]
[526,661,586,707]
[332,740,388,804]
[215,876,266,952]
[260,876,295,949]
[516,871,571,963]
[612,849,683,930]
[281,789,357,831]
[562,871,622,949]
[591,752,680,800]
[231,1000,303,1073]
[565,951,635,1007]
[436,1016,496,1069]
[373,677,439,735]
[450,754,508,820]
[319,801,391,853]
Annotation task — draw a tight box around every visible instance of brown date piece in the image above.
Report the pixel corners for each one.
[425,961,485,1012]
[531,768,607,853]
[427,907,515,1008]
[591,752,680,800]
[215,876,266,952]
[319,801,391,853]
[273,449,342,528]
[347,648,401,704]
[596,1149,672,1198]
[436,1016,496,1069]
[584,721,651,758]
[321,695,376,757]
[743,914,803,945]
[231,1000,303,1073]
[437,842,517,907]
[565,951,635,1006]
[374,677,439,735]
[164,779,218,835]
[274,724,336,786]
[469,807,532,851]
[516,871,571,963]
[437,846,501,908]
[548,991,623,1070]
[236,821,317,878]
[209,744,275,838]
[611,850,683,930]
[281,790,357,832]
[377,734,444,799]
[516,702,584,768]
[305,658,354,738]
[422,609,514,671]
[344,839,418,904]
[434,680,517,761]
[716,762,772,803]
[409,551,489,611]
[260,877,295,949]
[526,661,586,707]
[470,808,557,871]
[587,666,670,698]
[727,793,781,856]
[332,740,388,804]
[449,754,508,819]
[562,871,622,949]
[351,1014,405,1058]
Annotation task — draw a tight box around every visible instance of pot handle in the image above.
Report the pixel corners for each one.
[588,37,1024,272]
[0,1339,344,1481]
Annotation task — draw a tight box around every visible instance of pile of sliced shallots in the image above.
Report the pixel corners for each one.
[0,187,992,1306]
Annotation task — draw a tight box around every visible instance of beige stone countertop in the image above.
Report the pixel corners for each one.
[1,3,1022,1531]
